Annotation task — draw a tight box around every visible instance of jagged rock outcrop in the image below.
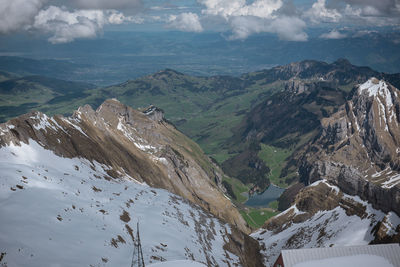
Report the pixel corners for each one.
[299,78,400,215]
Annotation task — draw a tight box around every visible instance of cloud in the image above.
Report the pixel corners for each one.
[107,10,144,24]
[320,29,347,39]
[198,0,283,19]
[270,16,308,41]
[67,0,142,10]
[229,15,308,41]
[198,0,308,40]
[167,12,203,32]
[342,2,400,26]
[305,0,341,23]
[339,0,399,16]
[228,16,268,39]
[32,6,140,43]
[0,0,48,33]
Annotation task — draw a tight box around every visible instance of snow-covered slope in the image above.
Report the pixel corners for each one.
[252,181,400,266]
[0,139,241,266]
[0,99,249,234]
[0,100,264,266]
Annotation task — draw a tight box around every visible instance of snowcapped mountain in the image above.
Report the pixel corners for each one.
[253,78,400,266]
[0,99,262,266]
[299,78,400,214]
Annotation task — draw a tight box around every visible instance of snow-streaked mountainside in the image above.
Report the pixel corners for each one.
[252,180,400,266]
[148,260,207,266]
[0,99,263,266]
[253,78,400,266]
[0,139,241,266]
[299,78,400,215]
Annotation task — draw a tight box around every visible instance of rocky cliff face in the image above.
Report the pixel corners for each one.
[253,180,400,266]
[299,78,400,215]
[0,99,262,266]
[252,78,400,266]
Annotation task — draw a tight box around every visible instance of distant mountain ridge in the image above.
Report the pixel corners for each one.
[1,58,400,198]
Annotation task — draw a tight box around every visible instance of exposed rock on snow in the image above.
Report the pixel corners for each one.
[252,181,400,266]
[299,78,400,215]
[0,100,263,266]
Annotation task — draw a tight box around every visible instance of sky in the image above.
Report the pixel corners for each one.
[0,0,399,44]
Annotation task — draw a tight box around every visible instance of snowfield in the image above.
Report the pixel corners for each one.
[0,140,240,266]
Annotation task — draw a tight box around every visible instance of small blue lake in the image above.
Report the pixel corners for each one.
[244,184,285,207]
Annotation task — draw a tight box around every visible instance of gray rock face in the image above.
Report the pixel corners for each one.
[299,78,400,216]
[142,105,165,122]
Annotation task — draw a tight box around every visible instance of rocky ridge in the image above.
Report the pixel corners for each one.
[299,78,400,215]
[252,78,400,266]
[0,99,263,266]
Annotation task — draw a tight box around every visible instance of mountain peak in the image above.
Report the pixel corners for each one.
[358,78,395,101]
[151,69,185,79]
[333,58,352,66]
[142,105,165,122]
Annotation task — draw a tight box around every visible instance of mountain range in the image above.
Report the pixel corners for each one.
[2,58,400,193]
[1,58,400,266]
[253,77,400,265]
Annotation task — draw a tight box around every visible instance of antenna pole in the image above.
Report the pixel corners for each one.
[131,221,145,267]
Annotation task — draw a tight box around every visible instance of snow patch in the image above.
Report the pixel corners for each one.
[382,173,400,189]
[359,79,392,106]
[382,212,400,236]
[310,180,339,194]
[62,118,89,138]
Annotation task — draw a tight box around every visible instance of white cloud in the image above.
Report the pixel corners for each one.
[32,6,140,44]
[229,15,308,41]
[167,12,203,32]
[198,0,308,40]
[342,3,400,26]
[199,0,283,19]
[270,16,308,41]
[0,0,48,33]
[228,16,268,39]
[68,0,142,10]
[107,10,143,24]
[320,29,347,39]
[339,0,399,16]
[305,0,342,23]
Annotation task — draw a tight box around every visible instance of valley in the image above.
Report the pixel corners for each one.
[1,58,400,266]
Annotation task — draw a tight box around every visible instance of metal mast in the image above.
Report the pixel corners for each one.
[131,222,145,267]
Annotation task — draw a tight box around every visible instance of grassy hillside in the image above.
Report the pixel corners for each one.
[2,59,399,202]
[3,59,399,229]
[0,75,95,122]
